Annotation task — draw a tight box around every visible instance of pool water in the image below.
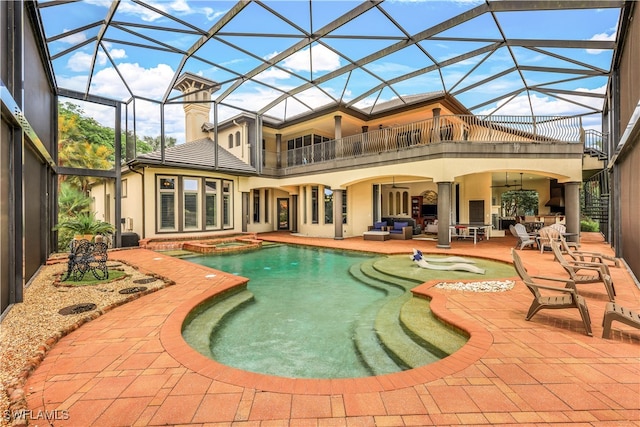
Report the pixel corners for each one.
[184,245,386,378]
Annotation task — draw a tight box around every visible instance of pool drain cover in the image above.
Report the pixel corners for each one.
[119,286,147,294]
[133,278,156,284]
[58,303,96,315]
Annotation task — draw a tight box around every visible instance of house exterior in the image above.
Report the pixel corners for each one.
[91,73,590,249]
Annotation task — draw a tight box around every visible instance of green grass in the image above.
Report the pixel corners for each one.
[59,269,127,286]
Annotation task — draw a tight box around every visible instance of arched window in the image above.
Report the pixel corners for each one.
[388,192,393,215]
[235,131,241,147]
[395,192,401,214]
[402,191,409,214]
[228,134,233,148]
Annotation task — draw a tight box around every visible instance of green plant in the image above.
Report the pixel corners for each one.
[54,212,114,237]
[580,218,600,232]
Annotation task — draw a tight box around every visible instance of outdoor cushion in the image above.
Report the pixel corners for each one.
[394,222,408,230]
[374,221,387,229]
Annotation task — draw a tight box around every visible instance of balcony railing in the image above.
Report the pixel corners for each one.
[278,115,584,168]
[583,129,608,159]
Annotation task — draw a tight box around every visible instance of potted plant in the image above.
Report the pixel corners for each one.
[54,212,114,242]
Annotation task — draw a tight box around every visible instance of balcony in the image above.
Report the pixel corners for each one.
[263,115,586,175]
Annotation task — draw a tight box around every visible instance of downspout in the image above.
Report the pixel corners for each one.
[128,164,145,239]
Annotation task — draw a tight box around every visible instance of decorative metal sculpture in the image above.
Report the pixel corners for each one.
[61,239,109,281]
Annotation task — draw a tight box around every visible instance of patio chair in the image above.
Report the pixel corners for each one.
[511,249,592,336]
[602,302,640,339]
[549,223,579,250]
[559,235,621,268]
[550,240,616,301]
[536,226,561,253]
[512,223,537,250]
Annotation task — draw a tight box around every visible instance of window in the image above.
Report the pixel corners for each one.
[228,134,233,148]
[311,186,318,224]
[205,179,217,229]
[121,179,127,198]
[183,178,199,229]
[264,189,269,222]
[324,188,333,224]
[342,190,347,224]
[223,180,232,227]
[235,131,241,147]
[253,189,260,222]
[158,177,177,230]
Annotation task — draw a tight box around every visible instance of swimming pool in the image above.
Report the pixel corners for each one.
[181,245,507,378]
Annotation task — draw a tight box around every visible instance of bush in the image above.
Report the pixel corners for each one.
[580,218,599,232]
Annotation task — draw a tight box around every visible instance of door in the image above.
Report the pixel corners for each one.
[469,200,485,224]
[277,198,289,230]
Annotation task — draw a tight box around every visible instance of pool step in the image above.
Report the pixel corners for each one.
[182,288,255,359]
[399,297,468,358]
[352,296,406,375]
[359,259,417,291]
[374,293,441,369]
[349,262,406,375]
[349,262,403,295]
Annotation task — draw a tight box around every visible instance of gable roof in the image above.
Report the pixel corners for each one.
[130,138,257,175]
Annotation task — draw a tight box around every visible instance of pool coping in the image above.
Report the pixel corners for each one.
[161,273,494,395]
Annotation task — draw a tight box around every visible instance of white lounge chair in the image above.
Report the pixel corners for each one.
[513,223,537,250]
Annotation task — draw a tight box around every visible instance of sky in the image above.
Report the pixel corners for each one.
[39,0,622,144]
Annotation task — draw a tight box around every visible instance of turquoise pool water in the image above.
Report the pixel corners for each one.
[183,245,385,378]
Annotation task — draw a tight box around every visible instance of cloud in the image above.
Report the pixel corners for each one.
[282,45,341,72]
[587,31,616,55]
[59,29,87,45]
[475,85,606,127]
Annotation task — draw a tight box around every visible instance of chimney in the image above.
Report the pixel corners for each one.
[174,73,220,143]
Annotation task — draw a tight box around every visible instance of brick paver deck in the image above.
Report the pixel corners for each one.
[25,232,639,426]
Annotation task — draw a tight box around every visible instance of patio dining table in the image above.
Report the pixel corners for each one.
[451,224,494,244]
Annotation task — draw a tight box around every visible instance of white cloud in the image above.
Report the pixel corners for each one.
[476,85,606,124]
[59,29,87,45]
[67,51,107,72]
[282,45,341,72]
[587,31,615,55]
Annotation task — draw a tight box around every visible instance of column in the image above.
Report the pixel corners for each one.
[334,115,342,158]
[564,181,580,243]
[436,181,452,249]
[334,189,344,240]
[276,133,282,168]
[432,107,441,143]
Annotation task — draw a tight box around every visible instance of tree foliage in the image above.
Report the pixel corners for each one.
[501,190,539,217]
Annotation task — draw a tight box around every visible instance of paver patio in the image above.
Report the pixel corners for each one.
[24,232,639,426]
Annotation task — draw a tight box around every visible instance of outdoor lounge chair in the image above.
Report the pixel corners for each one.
[388,221,412,240]
[602,302,640,339]
[559,235,621,268]
[513,223,537,250]
[550,240,616,301]
[511,249,592,336]
[368,221,387,232]
[537,226,561,253]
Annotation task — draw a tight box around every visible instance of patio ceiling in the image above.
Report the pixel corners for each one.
[35,0,624,126]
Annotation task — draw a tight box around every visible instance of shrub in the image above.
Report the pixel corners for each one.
[580,218,599,232]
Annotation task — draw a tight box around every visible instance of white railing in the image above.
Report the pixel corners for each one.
[281,115,583,168]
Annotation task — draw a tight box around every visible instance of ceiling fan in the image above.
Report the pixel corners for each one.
[491,172,518,188]
[390,177,409,189]
[491,173,535,191]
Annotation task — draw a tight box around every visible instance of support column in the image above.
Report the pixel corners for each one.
[334,189,344,240]
[334,115,342,158]
[291,195,298,233]
[334,115,342,140]
[436,181,452,249]
[564,181,580,243]
[276,133,282,168]
[432,107,441,142]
